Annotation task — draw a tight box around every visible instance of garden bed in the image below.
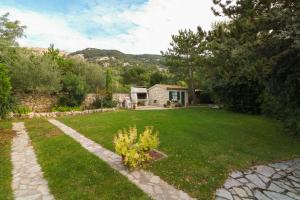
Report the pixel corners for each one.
[149,149,168,161]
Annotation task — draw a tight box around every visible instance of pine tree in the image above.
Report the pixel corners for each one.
[163,27,206,104]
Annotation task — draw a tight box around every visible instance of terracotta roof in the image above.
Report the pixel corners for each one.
[149,84,188,90]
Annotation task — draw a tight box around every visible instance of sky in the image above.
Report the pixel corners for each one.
[0,0,221,54]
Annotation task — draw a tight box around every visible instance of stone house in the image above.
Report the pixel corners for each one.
[148,84,188,107]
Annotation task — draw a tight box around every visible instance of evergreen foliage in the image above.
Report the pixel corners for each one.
[0,63,13,118]
[59,72,89,107]
[163,28,207,104]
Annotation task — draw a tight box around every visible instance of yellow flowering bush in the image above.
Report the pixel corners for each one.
[113,126,159,169]
[138,127,159,151]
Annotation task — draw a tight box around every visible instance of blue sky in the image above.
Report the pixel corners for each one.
[0,0,147,13]
[0,0,219,54]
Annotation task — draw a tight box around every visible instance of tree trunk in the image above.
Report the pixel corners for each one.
[188,66,196,105]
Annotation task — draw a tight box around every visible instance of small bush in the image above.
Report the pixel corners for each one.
[92,96,117,109]
[0,97,15,119]
[51,106,81,112]
[14,105,31,115]
[113,126,159,169]
[59,72,88,107]
[0,63,14,119]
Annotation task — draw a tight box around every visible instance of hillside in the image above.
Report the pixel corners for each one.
[69,48,165,69]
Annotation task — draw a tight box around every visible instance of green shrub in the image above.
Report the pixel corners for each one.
[0,63,14,119]
[9,50,62,94]
[14,105,32,115]
[91,96,117,109]
[0,97,14,119]
[138,127,160,151]
[59,72,88,107]
[51,106,81,112]
[213,78,263,114]
[113,126,159,169]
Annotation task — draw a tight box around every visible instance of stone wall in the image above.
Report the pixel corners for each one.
[148,86,189,107]
[14,92,130,112]
[14,108,116,119]
[14,93,58,112]
[82,93,98,108]
[148,86,169,107]
[82,93,130,108]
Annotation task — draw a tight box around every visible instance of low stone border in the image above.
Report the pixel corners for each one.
[12,108,116,119]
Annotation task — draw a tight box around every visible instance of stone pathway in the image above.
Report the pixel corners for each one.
[216,159,300,200]
[48,119,195,200]
[11,122,54,200]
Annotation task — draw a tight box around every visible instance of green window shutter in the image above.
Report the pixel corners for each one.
[169,91,172,100]
[177,91,180,100]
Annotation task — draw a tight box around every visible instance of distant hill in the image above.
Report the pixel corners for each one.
[69,48,165,69]
[25,47,69,57]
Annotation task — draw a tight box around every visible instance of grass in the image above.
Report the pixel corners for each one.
[60,107,300,200]
[0,120,14,200]
[25,119,150,200]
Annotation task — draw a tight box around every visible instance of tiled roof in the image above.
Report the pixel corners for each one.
[149,84,188,90]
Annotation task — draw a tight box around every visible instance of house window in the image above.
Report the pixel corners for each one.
[169,91,179,101]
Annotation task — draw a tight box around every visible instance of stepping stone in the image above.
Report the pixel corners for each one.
[237,178,248,183]
[215,188,233,200]
[272,172,284,179]
[232,187,248,198]
[258,174,270,184]
[224,178,242,189]
[264,191,295,200]
[287,175,300,183]
[230,171,243,179]
[269,163,289,170]
[255,165,275,177]
[273,180,298,193]
[268,183,285,193]
[286,192,300,199]
[246,174,266,189]
[242,186,253,196]
[254,190,271,200]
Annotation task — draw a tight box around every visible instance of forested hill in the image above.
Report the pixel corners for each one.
[69,48,164,68]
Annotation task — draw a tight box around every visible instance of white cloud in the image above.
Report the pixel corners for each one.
[0,0,221,54]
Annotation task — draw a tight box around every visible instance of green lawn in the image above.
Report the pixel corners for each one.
[0,121,13,200]
[60,107,300,199]
[25,119,150,200]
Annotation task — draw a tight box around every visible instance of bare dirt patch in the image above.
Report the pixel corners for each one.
[0,129,14,146]
[149,149,167,161]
